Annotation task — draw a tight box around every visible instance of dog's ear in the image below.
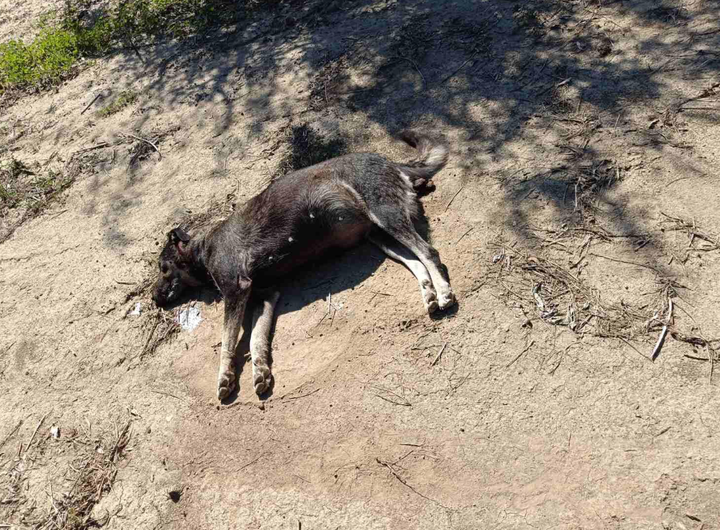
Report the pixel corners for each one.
[167,227,191,245]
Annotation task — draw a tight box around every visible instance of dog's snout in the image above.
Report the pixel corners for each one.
[151,286,164,307]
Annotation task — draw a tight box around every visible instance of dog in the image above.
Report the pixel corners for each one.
[152,130,456,400]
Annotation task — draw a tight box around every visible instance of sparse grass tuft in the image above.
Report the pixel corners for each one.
[97,90,139,117]
[0,158,35,211]
[1,158,74,243]
[0,160,73,216]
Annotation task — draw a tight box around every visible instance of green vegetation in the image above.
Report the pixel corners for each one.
[97,89,139,117]
[0,158,31,207]
[0,29,80,89]
[0,0,245,94]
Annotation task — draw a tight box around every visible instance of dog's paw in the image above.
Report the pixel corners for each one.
[421,280,439,313]
[217,369,236,401]
[253,363,272,396]
[438,289,456,310]
[424,292,439,313]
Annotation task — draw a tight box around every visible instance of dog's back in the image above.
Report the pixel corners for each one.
[204,131,448,282]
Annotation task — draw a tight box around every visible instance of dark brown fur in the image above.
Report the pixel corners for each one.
[152,130,455,400]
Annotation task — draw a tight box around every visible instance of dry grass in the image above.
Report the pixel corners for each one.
[0,157,74,243]
[140,308,181,360]
[568,159,621,219]
[0,418,131,530]
[489,243,668,342]
[660,211,719,263]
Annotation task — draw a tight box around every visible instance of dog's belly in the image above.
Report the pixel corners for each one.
[256,219,371,282]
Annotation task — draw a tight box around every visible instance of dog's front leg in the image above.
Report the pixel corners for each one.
[250,290,280,395]
[217,287,251,400]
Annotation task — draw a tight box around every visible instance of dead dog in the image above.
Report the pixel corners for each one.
[152,130,456,400]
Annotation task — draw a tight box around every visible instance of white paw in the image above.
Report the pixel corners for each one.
[421,281,438,313]
[253,363,272,396]
[424,291,439,313]
[217,369,236,401]
[437,289,456,310]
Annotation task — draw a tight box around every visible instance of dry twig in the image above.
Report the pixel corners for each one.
[431,343,448,366]
[0,420,23,451]
[23,412,49,456]
[507,341,536,368]
[122,133,162,160]
[80,94,102,115]
[444,184,465,212]
[376,458,448,508]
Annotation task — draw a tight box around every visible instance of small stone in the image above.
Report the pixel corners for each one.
[168,489,182,503]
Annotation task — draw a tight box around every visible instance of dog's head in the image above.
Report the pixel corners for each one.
[152,227,205,307]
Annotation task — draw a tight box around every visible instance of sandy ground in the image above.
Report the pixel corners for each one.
[1,0,720,528]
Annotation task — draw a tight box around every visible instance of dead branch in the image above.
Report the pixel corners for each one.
[23,412,49,456]
[444,184,465,212]
[0,420,23,451]
[80,94,102,115]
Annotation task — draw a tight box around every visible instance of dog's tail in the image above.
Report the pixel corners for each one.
[396,130,449,182]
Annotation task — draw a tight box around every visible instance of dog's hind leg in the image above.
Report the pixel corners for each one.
[368,232,438,313]
[249,290,280,396]
[372,211,455,310]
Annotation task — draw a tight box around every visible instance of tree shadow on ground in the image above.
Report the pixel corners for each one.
[78,0,720,283]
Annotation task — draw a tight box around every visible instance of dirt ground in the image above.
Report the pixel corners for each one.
[2,0,720,528]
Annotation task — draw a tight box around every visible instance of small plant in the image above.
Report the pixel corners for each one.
[97,89,139,117]
[0,158,72,216]
[25,169,74,215]
[0,29,79,90]
[0,182,17,203]
[0,158,33,209]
